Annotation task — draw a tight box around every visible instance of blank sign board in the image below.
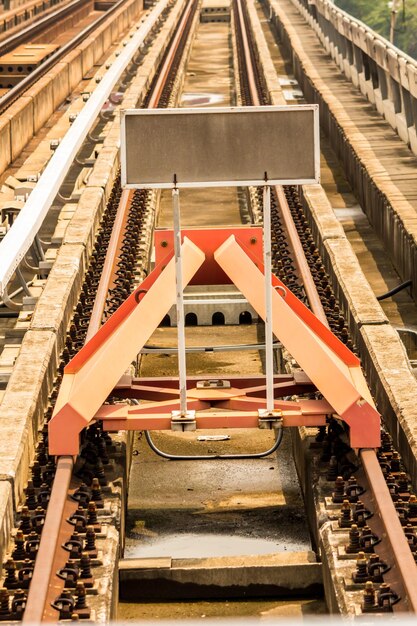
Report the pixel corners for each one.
[121,105,320,188]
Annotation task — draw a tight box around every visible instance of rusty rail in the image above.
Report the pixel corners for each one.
[360,450,417,612]
[235,0,260,107]
[85,189,134,342]
[22,457,75,622]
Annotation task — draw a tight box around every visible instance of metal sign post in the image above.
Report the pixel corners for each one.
[49,109,381,457]
[172,182,188,417]
[262,177,274,415]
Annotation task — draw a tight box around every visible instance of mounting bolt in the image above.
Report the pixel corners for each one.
[345,524,360,554]
[352,551,368,584]
[362,581,377,613]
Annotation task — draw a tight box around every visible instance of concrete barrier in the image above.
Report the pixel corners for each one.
[6,96,34,162]
[30,243,86,354]
[26,75,55,132]
[0,330,58,505]
[0,117,11,175]
[0,0,66,34]
[63,186,106,256]
[119,554,323,600]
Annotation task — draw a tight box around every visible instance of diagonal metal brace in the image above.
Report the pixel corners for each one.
[48,237,205,455]
[214,235,380,449]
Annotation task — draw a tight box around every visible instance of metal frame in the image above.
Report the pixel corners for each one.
[0,0,169,297]
[120,104,321,188]
[48,229,380,455]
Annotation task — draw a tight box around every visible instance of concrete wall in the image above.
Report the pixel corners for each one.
[0,0,66,33]
[167,287,257,326]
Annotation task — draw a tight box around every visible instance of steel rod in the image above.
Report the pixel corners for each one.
[263,183,274,413]
[141,341,282,354]
[173,187,187,415]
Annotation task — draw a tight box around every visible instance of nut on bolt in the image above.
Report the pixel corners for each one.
[257,409,283,430]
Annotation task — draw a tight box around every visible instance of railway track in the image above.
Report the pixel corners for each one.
[0,0,136,108]
[233,0,417,613]
[17,0,198,621]
[0,0,90,57]
[0,0,416,620]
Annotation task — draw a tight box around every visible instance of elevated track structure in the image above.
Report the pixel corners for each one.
[0,0,416,620]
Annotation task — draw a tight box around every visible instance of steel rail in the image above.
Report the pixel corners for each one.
[22,1,197,620]
[22,456,75,622]
[235,0,260,107]
[360,449,417,612]
[0,0,169,299]
[147,0,195,108]
[0,0,91,57]
[237,0,417,613]
[85,189,134,342]
[273,186,329,325]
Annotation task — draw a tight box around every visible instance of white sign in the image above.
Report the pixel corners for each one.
[121,105,320,189]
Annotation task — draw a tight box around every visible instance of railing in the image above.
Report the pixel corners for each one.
[292,0,417,155]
